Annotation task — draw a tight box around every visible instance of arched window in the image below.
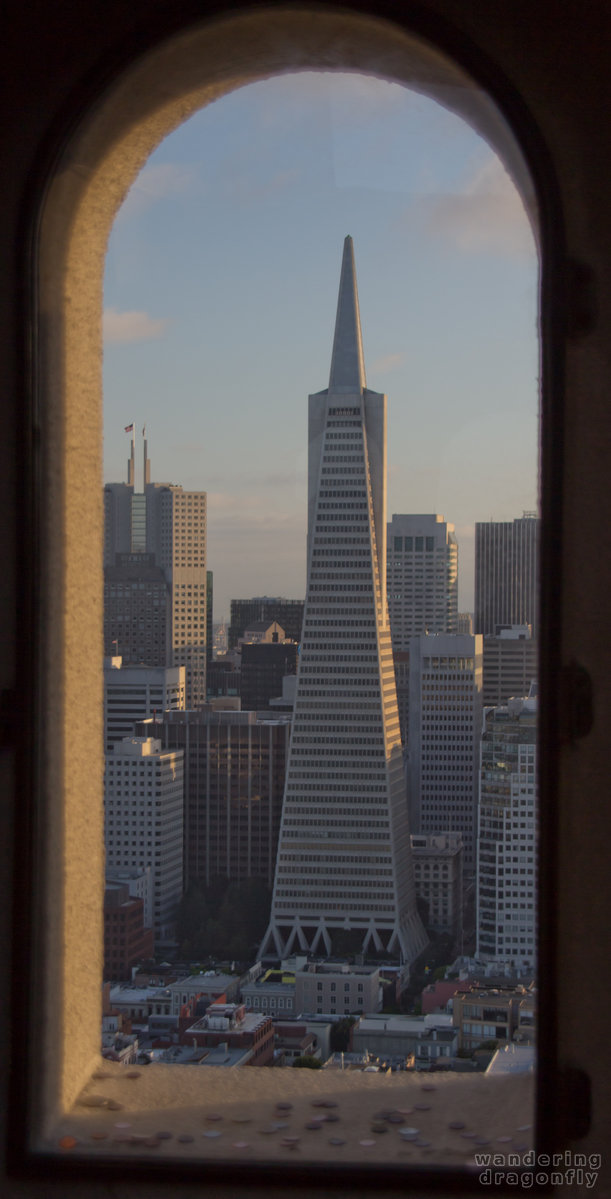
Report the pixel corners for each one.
[15,2,567,1189]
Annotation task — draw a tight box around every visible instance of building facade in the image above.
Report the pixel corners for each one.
[294,962,382,1016]
[482,625,538,707]
[104,553,170,667]
[474,514,539,637]
[228,597,305,649]
[104,437,207,707]
[476,695,538,973]
[140,708,291,887]
[260,237,426,965]
[407,633,483,871]
[386,513,458,649]
[104,658,185,750]
[239,639,299,711]
[410,832,464,944]
[104,737,184,944]
[103,881,154,981]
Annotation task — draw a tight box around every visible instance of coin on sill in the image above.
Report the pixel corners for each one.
[323,1114,340,1123]
[79,1094,107,1107]
[386,1113,405,1125]
[420,1084,436,1092]
[414,1103,431,1111]
[90,1131,108,1140]
[205,1113,223,1121]
[231,1141,251,1149]
[370,1122,388,1134]
[448,1121,466,1130]
[177,1134,194,1144]
[58,1136,78,1150]
[105,1100,123,1111]
[359,1139,376,1147]
[203,1130,222,1138]
[305,1121,323,1131]
[231,1115,252,1124]
[497,1136,513,1143]
[142,1137,161,1148]
[155,1131,173,1140]
[275,1102,293,1111]
[124,1071,141,1080]
[92,1071,111,1080]
[328,1137,346,1147]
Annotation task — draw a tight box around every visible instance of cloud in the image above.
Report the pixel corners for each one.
[117,162,194,221]
[419,155,535,258]
[103,308,170,344]
[372,351,406,374]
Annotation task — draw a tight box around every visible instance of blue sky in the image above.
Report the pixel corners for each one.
[104,72,539,622]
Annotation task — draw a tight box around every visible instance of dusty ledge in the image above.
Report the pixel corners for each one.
[45,1061,534,1170]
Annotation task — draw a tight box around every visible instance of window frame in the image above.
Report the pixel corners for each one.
[10,0,566,1191]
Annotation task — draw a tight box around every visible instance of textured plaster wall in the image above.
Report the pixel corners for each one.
[2,1,611,1196]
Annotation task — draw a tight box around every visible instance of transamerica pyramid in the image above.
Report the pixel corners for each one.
[260,237,427,967]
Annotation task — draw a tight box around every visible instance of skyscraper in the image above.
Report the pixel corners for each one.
[387,513,458,648]
[407,633,483,871]
[140,708,291,888]
[104,436,207,707]
[261,237,426,966]
[474,514,539,636]
[476,694,537,973]
[104,736,184,945]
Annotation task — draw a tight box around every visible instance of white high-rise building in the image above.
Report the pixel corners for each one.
[476,694,537,974]
[407,633,483,871]
[260,237,426,966]
[104,737,184,944]
[387,514,458,649]
[103,658,185,750]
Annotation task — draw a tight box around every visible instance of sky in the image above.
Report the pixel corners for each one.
[103,72,539,622]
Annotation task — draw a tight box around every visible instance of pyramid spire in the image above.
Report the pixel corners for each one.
[328,235,367,392]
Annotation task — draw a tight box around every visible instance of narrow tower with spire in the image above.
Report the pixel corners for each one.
[260,238,427,967]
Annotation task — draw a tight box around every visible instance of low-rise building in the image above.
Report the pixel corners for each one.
[452,984,536,1051]
[181,1003,274,1066]
[272,1022,321,1065]
[241,967,296,1017]
[351,1012,456,1066]
[295,962,382,1016]
[421,977,470,1015]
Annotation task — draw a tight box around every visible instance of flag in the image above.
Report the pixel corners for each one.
[124,423,134,433]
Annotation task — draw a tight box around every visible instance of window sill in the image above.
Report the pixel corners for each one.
[42,1059,533,1173]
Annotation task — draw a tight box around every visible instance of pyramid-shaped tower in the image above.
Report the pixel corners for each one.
[260,238,427,966]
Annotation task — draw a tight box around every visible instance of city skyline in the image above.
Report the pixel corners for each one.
[103,71,539,620]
